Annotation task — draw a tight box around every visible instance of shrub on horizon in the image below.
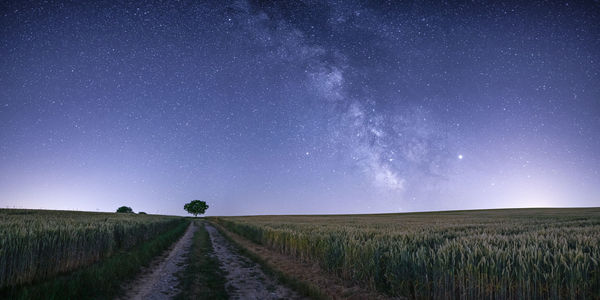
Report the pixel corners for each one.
[116,206,133,213]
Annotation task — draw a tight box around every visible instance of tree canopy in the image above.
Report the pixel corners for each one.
[183,200,208,217]
[116,206,133,213]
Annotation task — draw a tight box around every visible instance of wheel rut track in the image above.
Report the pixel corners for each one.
[118,222,304,300]
[117,222,196,300]
[205,223,306,300]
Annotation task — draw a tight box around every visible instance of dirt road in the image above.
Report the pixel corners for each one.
[205,223,306,300]
[118,222,304,300]
[118,222,197,300]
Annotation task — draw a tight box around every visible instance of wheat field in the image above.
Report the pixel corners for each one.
[214,208,600,299]
[0,209,184,289]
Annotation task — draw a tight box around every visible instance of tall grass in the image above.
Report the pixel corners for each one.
[213,208,600,299]
[5,219,189,300]
[0,209,183,289]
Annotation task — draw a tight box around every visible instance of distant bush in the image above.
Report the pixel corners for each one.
[116,206,133,213]
[138,212,147,215]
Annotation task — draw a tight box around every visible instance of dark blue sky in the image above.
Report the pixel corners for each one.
[1,1,599,215]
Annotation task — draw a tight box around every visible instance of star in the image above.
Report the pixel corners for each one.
[0,0,597,215]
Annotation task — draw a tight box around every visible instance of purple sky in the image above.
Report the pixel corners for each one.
[1,1,599,216]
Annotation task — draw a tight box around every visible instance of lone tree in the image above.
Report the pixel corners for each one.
[184,200,209,217]
[116,206,133,213]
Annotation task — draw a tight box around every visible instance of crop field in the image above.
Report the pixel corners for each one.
[214,208,600,299]
[0,209,185,289]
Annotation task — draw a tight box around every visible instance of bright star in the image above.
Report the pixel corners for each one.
[458,154,463,160]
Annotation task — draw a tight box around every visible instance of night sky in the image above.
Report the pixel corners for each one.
[1,1,599,216]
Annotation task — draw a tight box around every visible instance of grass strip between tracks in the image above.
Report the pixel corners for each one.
[175,221,229,300]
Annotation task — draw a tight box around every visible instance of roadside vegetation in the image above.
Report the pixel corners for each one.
[0,209,188,298]
[213,208,600,299]
[175,221,228,300]
[211,222,328,300]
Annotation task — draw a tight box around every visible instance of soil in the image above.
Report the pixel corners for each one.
[117,222,197,300]
[205,223,307,300]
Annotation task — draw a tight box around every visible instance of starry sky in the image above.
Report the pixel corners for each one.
[1,1,599,216]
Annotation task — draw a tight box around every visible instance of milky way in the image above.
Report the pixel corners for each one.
[1,1,599,215]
